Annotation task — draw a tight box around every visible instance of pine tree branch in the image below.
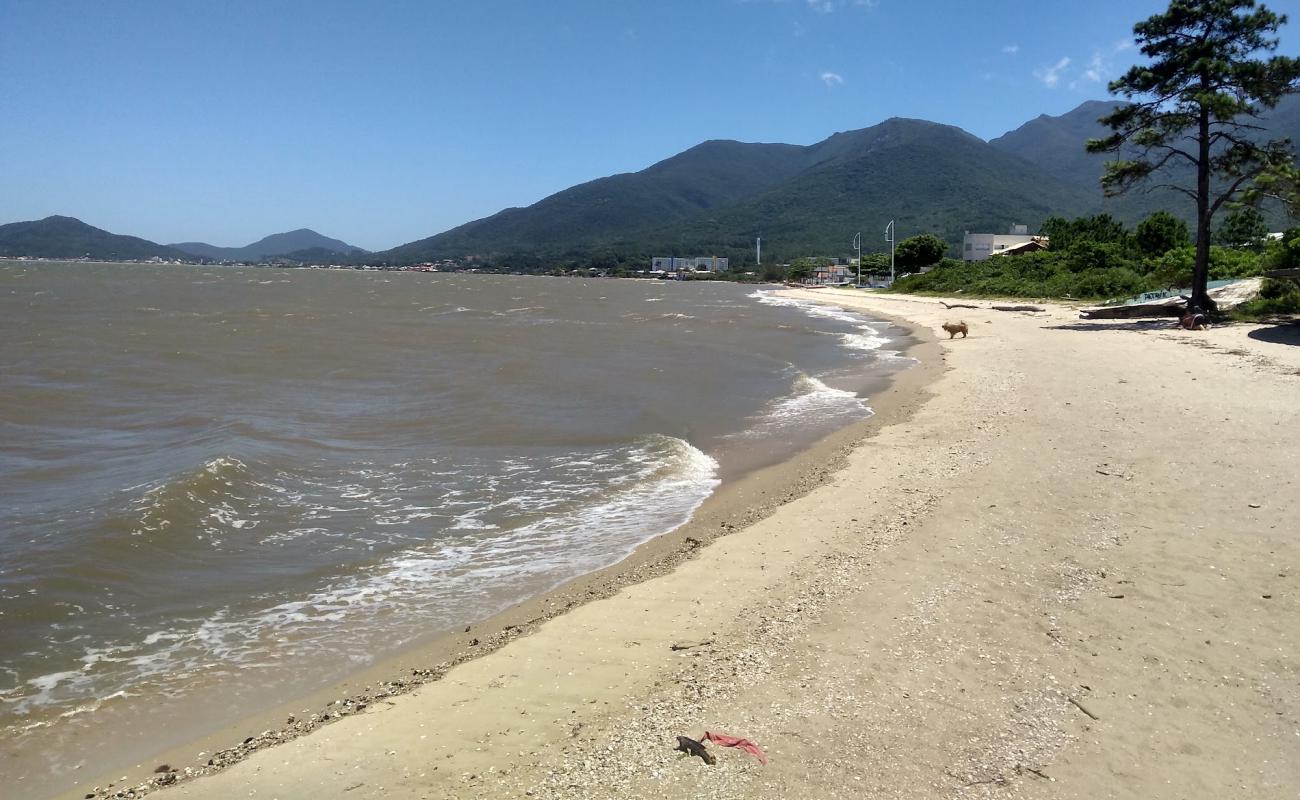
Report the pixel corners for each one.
[1210,170,1265,217]
[1152,183,1199,201]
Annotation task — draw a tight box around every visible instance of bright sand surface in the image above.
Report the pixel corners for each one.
[70,290,1298,800]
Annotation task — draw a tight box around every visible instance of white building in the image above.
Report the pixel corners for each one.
[962,224,1047,261]
[651,256,729,272]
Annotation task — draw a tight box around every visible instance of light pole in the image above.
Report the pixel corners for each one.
[885,220,896,285]
[853,231,862,287]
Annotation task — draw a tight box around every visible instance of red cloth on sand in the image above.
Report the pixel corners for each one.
[702,731,768,765]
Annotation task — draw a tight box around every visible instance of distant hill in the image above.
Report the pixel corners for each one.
[0,216,187,260]
[277,246,366,263]
[170,229,367,262]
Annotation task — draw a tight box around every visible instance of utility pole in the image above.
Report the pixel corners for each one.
[885,220,896,285]
[853,231,862,287]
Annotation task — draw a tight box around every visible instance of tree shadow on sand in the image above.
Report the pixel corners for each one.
[1247,322,1300,347]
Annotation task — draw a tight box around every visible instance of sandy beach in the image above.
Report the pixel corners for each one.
[65,290,1299,800]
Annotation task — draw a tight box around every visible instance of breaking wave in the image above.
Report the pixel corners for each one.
[2,436,718,718]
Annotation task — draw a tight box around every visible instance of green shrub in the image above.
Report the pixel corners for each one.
[891,250,1151,300]
[1071,267,1150,298]
[1261,277,1300,300]
[1148,245,1265,287]
[1230,278,1300,318]
[1208,246,1266,279]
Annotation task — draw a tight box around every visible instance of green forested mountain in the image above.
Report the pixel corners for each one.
[0,216,188,260]
[373,118,1102,266]
[657,119,1100,263]
[379,140,818,264]
[170,229,367,261]
[373,97,1300,267]
[990,94,1300,227]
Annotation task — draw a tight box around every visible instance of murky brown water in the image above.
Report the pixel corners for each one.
[0,262,913,795]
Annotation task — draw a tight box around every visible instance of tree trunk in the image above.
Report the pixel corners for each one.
[1192,104,1214,314]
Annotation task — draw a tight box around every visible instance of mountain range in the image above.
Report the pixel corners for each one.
[3,97,1297,266]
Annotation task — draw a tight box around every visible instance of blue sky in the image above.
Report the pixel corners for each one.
[2,0,1296,250]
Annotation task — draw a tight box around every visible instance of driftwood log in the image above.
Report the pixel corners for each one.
[939,301,1045,312]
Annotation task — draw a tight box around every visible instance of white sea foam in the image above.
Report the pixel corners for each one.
[730,372,872,441]
[7,438,720,721]
[775,374,869,422]
[749,289,902,359]
[835,328,891,352]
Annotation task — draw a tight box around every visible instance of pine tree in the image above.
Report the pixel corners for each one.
[1088,0,1300,312]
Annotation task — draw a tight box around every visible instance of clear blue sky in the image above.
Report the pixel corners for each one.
[2,0,1295,250]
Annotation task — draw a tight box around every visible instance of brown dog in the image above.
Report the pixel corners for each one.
[941,321,968,339]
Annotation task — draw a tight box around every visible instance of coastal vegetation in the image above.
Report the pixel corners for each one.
[890,212,1297,301]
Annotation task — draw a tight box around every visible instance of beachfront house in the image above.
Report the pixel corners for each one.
[991,238,1049,257]
[808,264,854,285]
[650,256,729,273]
[961,224,1048,261]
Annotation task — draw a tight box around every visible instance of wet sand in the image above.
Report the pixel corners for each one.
[66,291,1299,800]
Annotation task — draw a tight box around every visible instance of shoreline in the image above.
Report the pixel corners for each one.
[58,289,1300,800]
[51,302,942,800]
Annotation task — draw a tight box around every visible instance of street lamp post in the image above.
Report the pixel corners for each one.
[853,231,862,287]
[885,220,896,285]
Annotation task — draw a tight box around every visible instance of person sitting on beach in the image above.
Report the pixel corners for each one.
[1178,306,1209,331]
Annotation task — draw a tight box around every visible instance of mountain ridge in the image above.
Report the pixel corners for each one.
[373,113,1108,265]
[169,229,367,262]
